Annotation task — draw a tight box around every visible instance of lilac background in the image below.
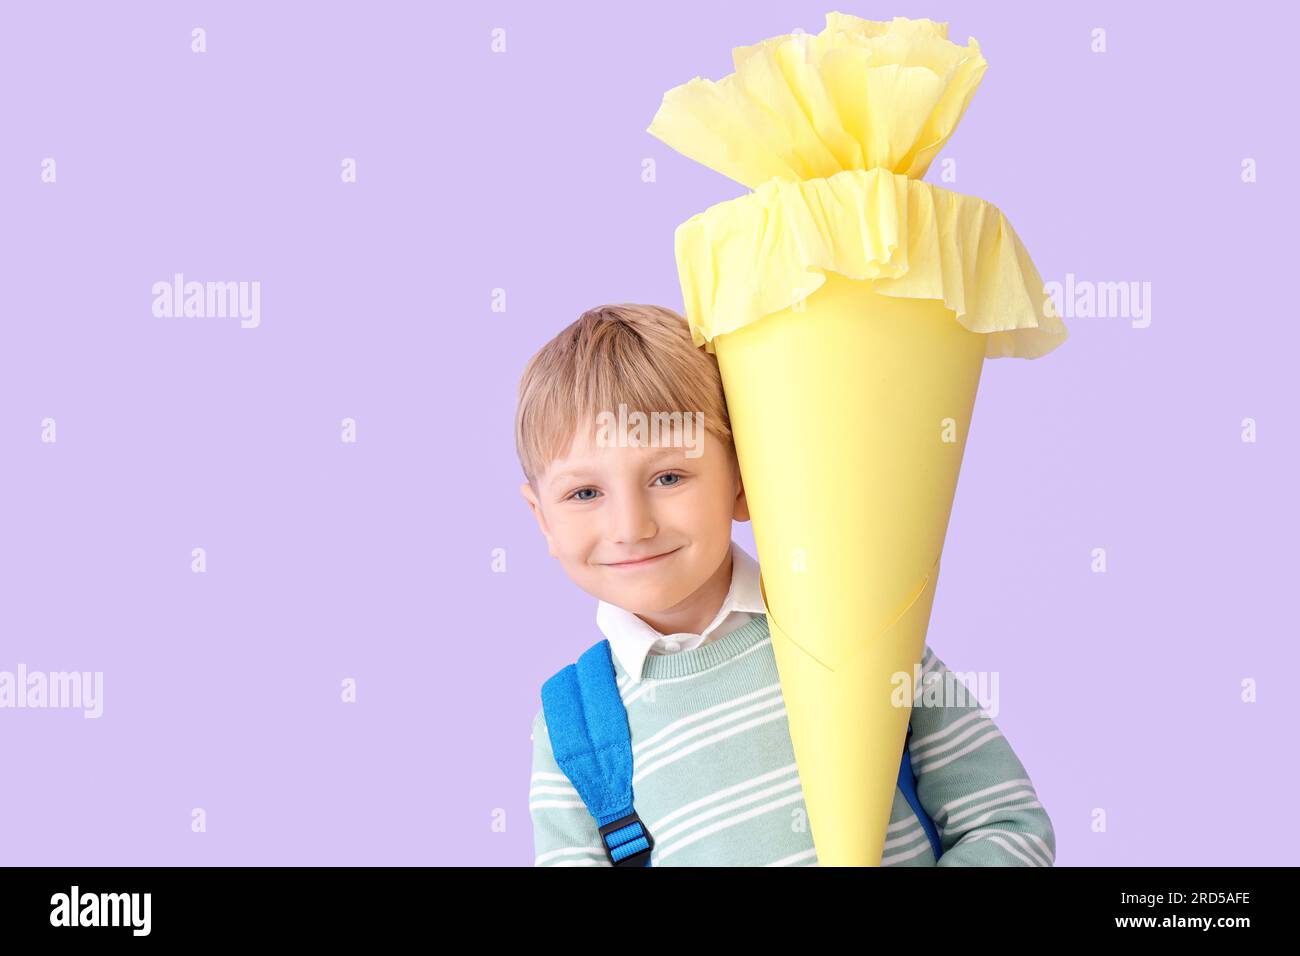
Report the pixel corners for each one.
[1,0,1295,866]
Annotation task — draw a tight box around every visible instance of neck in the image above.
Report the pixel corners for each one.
[636,547,734,637]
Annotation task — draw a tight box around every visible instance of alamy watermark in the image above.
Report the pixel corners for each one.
[1044,273,1151,329]
[152,273,260,328]
[50,886,150,936]
[594,403,705,459]
[891,660,999,717]
[0,665,103,718]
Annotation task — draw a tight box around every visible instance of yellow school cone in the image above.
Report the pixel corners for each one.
[647,13,1068,865]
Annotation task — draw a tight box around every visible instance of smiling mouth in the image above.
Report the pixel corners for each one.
[604,547,682,568]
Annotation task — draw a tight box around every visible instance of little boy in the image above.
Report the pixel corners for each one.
[518,303,1056,867]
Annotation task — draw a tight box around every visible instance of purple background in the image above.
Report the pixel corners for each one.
[1,0,1295,866]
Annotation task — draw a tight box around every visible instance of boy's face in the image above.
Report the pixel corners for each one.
[520,426,749,617]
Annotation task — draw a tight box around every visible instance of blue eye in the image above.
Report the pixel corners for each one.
[566,472,685,502]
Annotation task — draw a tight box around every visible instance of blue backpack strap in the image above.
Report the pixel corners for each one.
[897,721,944,862]
[540,639,654,867]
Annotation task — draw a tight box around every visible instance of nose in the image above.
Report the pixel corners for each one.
[605,486,658,545]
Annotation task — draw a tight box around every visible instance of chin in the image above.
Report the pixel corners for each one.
[614,582,692,615]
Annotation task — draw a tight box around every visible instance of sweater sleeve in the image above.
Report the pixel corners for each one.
[906,647,1057,867]
[528,709,612,867]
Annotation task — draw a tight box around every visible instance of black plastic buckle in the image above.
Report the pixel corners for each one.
[598,811,655,867]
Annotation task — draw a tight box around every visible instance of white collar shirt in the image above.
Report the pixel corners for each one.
[595,540,767,683]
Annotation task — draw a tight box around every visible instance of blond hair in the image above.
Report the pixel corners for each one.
[515,304,733,487]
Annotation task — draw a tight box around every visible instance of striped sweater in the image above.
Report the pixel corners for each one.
[529,614,1055,866]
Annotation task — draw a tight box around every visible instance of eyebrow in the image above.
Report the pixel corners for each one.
[549,447,686,485]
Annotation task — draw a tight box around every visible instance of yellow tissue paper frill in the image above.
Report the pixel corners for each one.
[647,13,987,186]
[647,12,1067,360]
[671,167,1069,359]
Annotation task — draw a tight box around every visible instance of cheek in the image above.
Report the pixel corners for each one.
[695,473,738,518]
[548,513,598,559]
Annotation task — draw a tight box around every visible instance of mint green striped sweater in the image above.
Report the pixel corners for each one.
[529,615,1056,866]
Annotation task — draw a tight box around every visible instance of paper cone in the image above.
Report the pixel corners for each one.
[647,13,1068,865]
[714,271,986,865]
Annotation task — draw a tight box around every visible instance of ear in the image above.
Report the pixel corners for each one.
[520,481,559,557]
[730,451,750,523]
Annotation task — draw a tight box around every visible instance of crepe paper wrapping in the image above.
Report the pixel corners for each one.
[645,13,1068,866]
[670,168,1068,358]
[647,11,1067,360]
[648,12,987,186]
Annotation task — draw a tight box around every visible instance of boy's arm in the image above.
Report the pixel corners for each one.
[907,647,1057,867]
[528,709,612,867]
